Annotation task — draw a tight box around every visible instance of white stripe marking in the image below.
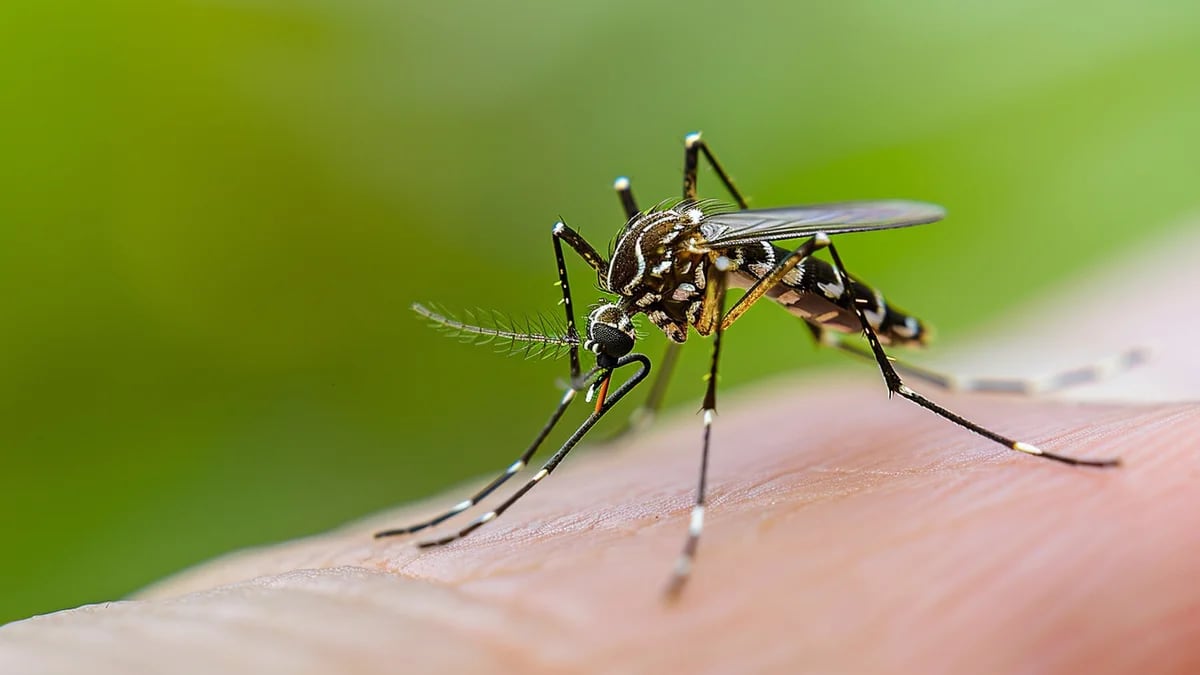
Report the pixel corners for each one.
[453,500,473,512]
[1014,441,1044,456]
[507,460,525,474]
[703,409,714,426]
[689,505,705,536]
[533,468,550,481]
[674,556,692,577]
[817,275,845,300]
[617,229,649,295]
[480,511,497,523]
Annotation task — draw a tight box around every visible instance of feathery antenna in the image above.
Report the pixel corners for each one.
[412,303,579,360]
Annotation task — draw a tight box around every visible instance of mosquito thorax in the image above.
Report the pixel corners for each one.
[606,206,713,344]
[584,303,636,367]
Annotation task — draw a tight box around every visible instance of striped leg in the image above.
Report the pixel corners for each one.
[375,221,606,539]
[665,256,731,597]
[812,325,1147,395]
[662,232,831,592]
[823,241,1120,467]
[418,353,651,548]
[682,131,749,208]
[374,383,585,538]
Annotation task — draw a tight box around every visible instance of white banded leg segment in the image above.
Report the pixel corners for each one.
[831,339,1148,396]
[375,454,532,539]
[823,243,1120,468]
[689,504,706,537]
[960,347,1149,395]
[666,403,718,597]
[410,354,652,550]
[672,553,693,580]
[375,380,583,540]
[666,504,707,597]
[668,253,726,597]
[1013,441,1044,457]
[415,468,554,547]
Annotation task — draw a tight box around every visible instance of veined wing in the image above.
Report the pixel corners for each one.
[701,200,945,248]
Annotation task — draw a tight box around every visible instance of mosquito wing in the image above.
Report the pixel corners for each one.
[701,200,946,248]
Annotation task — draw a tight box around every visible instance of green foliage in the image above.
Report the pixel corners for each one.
[2,0,1198,623]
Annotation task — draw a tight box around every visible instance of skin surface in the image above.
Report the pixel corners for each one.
[2,229,1199,674]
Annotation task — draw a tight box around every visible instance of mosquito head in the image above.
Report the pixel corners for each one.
[584,303,636,367]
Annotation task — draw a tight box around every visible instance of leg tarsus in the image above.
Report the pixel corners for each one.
[416,354,651,548]
[374,384,584,539]
[822,241,1120,467]
[664,267,728,597]
[818,329,1146,396]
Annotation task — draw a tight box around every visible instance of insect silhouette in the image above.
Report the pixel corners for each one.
[376,132,1124,596]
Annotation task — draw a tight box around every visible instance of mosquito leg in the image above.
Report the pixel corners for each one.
[683,131,749,208]
[552,220,613,377]
[823,241,1120,467]
[615,175,639,220]
[374,375,592,538]
[376,227,602,537]
[815,329,1146,395]
[803,322,968,391]
[664,258,731,597]
[418,353,651,548]
[553,220,610,298]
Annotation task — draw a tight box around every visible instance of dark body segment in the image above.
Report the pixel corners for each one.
[727,241,928,347]
[607,207,716,343]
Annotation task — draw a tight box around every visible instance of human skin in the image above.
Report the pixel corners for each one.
[2,230,1199,674]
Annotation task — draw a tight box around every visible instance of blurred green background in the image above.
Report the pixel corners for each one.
[1,0,1198,624]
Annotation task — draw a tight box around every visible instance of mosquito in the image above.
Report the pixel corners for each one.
[376,132,1130,596]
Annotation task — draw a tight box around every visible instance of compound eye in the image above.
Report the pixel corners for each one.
[589,322,634,359]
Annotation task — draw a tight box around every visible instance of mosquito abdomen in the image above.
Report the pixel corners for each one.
[731,244,928,347]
